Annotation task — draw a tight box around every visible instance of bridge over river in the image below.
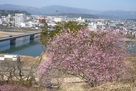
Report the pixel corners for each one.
[0,31,41,45]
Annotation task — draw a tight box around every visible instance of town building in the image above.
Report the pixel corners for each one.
[15,13,26,27]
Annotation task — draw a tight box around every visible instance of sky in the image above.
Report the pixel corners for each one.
[0,0,136,11]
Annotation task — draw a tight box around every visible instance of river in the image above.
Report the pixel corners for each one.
[0,36,43,57]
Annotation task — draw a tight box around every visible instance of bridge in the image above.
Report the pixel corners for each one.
[0,31,41,45]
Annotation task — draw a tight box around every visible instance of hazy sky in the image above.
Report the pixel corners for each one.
[0,0,136,11]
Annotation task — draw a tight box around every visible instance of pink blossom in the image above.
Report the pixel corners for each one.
[37,29,128,87]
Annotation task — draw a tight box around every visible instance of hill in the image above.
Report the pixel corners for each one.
[0,4,41,15]
[0,10,31,16]
[59,13,99,18]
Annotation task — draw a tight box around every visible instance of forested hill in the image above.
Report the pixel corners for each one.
[0,10,31,16]
[59,13,99,18]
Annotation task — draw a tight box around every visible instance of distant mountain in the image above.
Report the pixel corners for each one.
[99,10,136,19]
[0,4,136,19]
[41,5,99,14]
[0,4,41,14]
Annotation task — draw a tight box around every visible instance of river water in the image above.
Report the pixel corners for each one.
[0,36,43,57]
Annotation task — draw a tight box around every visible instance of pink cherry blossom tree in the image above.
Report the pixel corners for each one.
[37,29,128,87]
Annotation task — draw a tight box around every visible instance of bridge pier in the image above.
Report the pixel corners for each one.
[30,35,35,40]
[10,38,16,45]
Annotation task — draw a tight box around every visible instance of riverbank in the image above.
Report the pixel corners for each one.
[37,53,136,91]
[122,38,136,42]
[0,53,40,72]
[0,26,41,31]
[0,31,23,37]
[0,26,41,37]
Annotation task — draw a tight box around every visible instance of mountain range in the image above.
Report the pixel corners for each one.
[0,4,136,19]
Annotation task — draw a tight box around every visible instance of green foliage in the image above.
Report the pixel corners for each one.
[54,21,88,32]
[116,24,124,26]
[40,23,60,45]
[40,21,88,45]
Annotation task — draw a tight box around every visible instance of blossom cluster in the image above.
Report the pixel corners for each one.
[38,29,127,86]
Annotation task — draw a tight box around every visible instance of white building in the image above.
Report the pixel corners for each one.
[54,17,62,22]
[15,13,26,27]
[0,54,20,61]
[47,22,56,27]
[76,17,85,22]
[0,19,4,25]
[88,23,97,31]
